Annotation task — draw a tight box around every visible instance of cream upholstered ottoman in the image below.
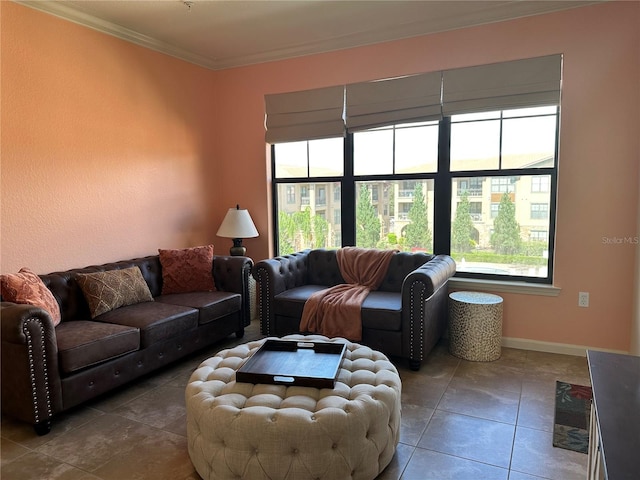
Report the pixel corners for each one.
[186,334,401,480]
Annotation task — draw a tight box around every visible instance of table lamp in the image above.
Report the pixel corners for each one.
[216,205,259,256]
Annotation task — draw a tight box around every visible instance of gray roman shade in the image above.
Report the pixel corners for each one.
[442,54,562,116]
[346,72,442,131]
[265,85,345,144]
[264,55,562,143]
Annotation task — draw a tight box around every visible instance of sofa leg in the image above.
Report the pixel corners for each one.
[409,359,421,371]
[235,328,245,339]
[34,419,51,436]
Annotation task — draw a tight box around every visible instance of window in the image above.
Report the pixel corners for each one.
[268,56,560,283]
[355,179,434,251]
[354,122,439,176]
[274,106,558,282]
[491,177,516,193]
[530,230,548,241]
[451,112,501,171]
[532,176,550,193]
[450,106,557,280]
[274,180,342,253]
[317,187,326,206]
[468,202,482,221]
[457,178,483,197]
[274,138,343,178]
[531,203,549,219]
[286,186,295,204]
[490,203,500,219]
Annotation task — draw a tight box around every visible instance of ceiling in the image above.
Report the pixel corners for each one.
[19,0,601,70]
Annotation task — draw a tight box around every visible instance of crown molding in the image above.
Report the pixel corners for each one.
[16,0,220,70]
[15,0,603,71]
[16,0,460,70]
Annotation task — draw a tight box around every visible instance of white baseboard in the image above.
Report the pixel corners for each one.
[501,337,628,357]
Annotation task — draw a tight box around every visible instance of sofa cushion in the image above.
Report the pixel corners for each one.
[159,245,216,295]
[156,291,241,325]
[95,301,198,348]
[1,268,62,326]
[76,267,154,319]
[274,285,328,318]
[56,320,140,374]
[275,286,401,332]
[361,291,402,331]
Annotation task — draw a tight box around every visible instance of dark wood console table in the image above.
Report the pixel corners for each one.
[587,350,640,480]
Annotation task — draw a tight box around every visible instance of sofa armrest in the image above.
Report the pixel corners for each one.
[252,250,311,335]
[213,255,254,327]
[401,255,457,367]
[1,302,63,432]
[213,255,253,294]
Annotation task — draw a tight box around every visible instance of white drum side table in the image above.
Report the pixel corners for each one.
[448,291,503,361]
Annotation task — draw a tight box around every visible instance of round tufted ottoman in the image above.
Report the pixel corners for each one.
[186,334,401,480]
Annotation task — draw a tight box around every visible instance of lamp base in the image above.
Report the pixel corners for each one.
[229,238,246,257]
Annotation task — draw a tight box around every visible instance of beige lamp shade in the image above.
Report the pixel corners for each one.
[216,205,258,256]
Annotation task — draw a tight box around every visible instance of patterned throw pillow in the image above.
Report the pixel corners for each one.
[76,266,154,319]
[158,244,216,295]
[0,267,62,326]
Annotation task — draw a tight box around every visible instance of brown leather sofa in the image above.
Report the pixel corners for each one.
[252,249,455,370]
[1,254,252,435]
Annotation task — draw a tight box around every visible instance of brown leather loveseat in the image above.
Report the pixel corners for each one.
[252,249,455,370]
[1,253,252,435]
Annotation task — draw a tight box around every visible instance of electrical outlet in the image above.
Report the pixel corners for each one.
[578,292,589,308]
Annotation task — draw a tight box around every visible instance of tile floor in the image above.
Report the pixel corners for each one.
[1,321,591,480]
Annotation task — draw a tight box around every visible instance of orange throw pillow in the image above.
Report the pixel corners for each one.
[0,267,62,326]
[158,245,216,295]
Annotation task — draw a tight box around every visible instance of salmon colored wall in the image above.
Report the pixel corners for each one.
[212,1,640,352]
[633,166,640,356]
[1,2,217,273]
[2,2,638,353]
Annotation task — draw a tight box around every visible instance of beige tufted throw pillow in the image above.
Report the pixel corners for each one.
[76,266,154,319]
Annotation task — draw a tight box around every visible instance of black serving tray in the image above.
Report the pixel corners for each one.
[236,339,347,389]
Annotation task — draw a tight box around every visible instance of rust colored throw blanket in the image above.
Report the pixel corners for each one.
[300,247,397,341]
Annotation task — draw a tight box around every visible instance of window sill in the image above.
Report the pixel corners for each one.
[448,277,561,297]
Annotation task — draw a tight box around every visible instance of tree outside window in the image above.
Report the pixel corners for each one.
[452,192,475,252]
[491,193,522,255]
[404,182,431,251]
[356,184,381,248]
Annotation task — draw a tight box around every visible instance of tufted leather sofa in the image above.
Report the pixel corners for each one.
[1,254,253,435]
[252,249,456,370]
